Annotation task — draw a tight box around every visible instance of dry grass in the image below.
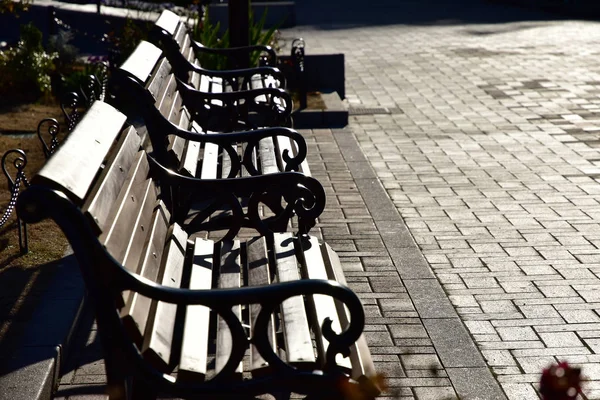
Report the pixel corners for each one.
[292,91,327,111]
[0,101,70,352]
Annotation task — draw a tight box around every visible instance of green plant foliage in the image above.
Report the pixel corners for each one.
[191,7,229,70]
[0,23,57,105]
[190,5,279,70]
[107,18,152,66]
[248,7,278,66]
[58,62,107,98]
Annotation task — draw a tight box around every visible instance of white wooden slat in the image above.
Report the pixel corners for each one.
[193,121,219,180]
[185,43,201,90]
[84,126,142,234]
[180,111,201,177]
[241,142,257,178]
[215,240,243,377]
[147,58,173,106]
[258,137,279,175]
[120,41,163,85]
[35,102,127,203]
[100,151,154,268]
[199,76,224,107]
[122,201,171,345]
[179,237,215,381]
[211,77,224,94]
[199,76,211,93]
[155,10,181,36]
[249,75,268,103]
[273,232,315,366]
[246,237,276,374]
[173,22,186,47]
[191,68,201,90]
[143,223,189,370]
[300,236,352,371]
[101,153,157,313]
[167,92,187,165]
[321,242,376,380]
[263,75,279,89]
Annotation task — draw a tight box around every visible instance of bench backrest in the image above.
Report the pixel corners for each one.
[111,41,202,170]
[28,100,192,365]
[33,101,166,271]
[151,10,198,85]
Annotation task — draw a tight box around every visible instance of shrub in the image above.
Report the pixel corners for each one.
[0,23,57,105]
[106,18,153,67]
[190,5,279,70]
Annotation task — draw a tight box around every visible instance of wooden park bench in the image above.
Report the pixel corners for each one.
[149,9,284,94]
[17,101,380,399]
[110,41,303,183]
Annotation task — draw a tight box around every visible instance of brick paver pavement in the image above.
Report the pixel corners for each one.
[284,0,600,398]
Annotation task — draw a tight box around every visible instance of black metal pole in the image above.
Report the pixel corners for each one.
[228,0,250,69]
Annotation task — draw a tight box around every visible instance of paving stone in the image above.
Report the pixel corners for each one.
[400,354,443,371]
[538,331,584,348]
[496,327,539,342]
[446,367,508,400]
[412,386,457,400]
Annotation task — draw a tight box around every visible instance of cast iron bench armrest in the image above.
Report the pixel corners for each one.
[191,40,278,66]
[149,28,282,90]
[145,107,306,174]
[148,157,325,235]
[176,77,293,117]
[184,62,285,87]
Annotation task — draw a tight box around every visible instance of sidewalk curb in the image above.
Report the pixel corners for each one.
[333,128,508,400]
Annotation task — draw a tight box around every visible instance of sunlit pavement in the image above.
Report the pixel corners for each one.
[282,1,600,398]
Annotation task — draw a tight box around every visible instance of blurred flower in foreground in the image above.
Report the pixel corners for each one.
[338,373,387,400]
[540,361,582,400]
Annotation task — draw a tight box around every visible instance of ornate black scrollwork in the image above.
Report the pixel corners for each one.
[110,259,365,397]
[37,118,60,158]
[1,149,29,253]
[182,192,246,242]
[140,96,307,177]
[80,74,101,107]
[61,91,86,132]
[246,175,326,235]
[148,156,325,239]
[175,77,293,130]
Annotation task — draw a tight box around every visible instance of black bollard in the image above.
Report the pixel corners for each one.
[291,38,306,109]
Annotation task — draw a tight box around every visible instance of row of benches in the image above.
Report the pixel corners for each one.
[17,10,381,400]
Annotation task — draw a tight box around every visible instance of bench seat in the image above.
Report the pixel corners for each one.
[18,101,380,399]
